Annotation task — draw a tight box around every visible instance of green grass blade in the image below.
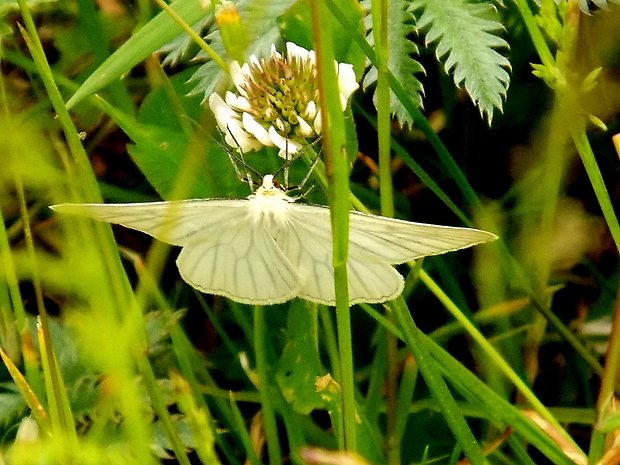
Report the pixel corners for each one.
[0,346,49,433]
[36,321,69,438]
[426,336,584,465]
[355,105,474,226]
[572,127,620,254]
[311,0,357,452]
[390,297,490,464]
[420,270,582,453]
[66,0,213,109]
[228,392,262,465]
[254,306,283,465]
[75,0,135,115]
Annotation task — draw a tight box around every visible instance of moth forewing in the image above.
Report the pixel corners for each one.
[284,203,497,265]
[50,200,251,247]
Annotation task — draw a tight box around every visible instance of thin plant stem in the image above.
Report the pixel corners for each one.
[310,0,357,452]
[571,126,620,254]
[15,4,100,202]
[590,270,620,464]
[420,270,582,451]
[390,297,490,464]
[371,0,393,218]
[370,0,398,460]
[16,0,135,318]
[16,178,75,441]
[153,0,228,72]
[136,354,193,465]
[254,306,283,465]
[512,0,556,69]
[310,0,356,451]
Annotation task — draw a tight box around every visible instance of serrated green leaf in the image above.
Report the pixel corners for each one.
[411,0,510,124]
[362,0,424,127]
[160,16,213,67]
[66,0,213,109]
[187,0,297,100]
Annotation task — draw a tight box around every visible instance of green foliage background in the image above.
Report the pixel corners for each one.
[1,0,619,464]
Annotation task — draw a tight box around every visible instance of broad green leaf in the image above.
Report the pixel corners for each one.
[98,96,239,200]
[276,304,326,415]
[66,0,212,109]
[125,125,238,201]
[411,0,510,124]
[136,69,203,130]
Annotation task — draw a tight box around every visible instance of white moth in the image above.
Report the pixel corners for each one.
[51,175,496,306]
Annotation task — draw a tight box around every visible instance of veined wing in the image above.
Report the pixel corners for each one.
[50,200,249,246]
[276,215,404,305]
[288,203,497,264]
[177,223,301,305]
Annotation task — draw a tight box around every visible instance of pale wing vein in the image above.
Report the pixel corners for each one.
[51,200,249,245]
[177,224,300,305]
[278,216,405,305]
[347,211,496,262]
[288,204,495,263]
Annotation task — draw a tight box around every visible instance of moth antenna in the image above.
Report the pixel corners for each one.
[293,182,316,201]
[298,154,319,191]
[283,140,290,189]
[272,136,322,190]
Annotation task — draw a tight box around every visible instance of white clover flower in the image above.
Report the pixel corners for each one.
[209,42,359,158]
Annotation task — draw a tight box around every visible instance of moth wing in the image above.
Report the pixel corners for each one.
[277,210,404,305]
[177,222,301,305]
[51,200,249,246]
[288,204,496,264]
[347,210,497,263]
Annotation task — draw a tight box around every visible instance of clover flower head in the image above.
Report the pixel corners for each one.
[209,42,358,158]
